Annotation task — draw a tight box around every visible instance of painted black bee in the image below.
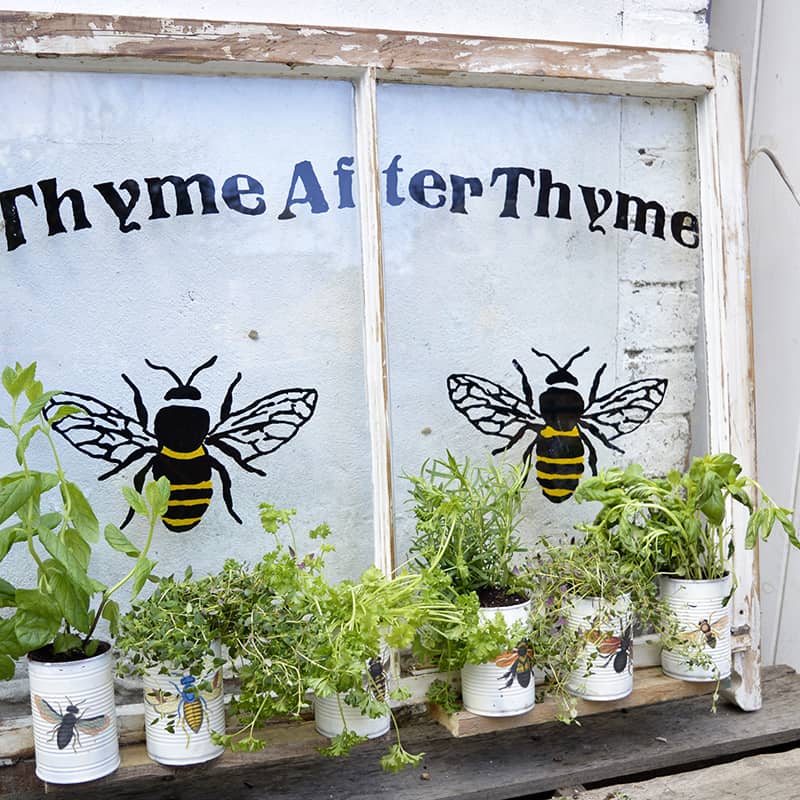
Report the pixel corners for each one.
[34,696,112,751]
[447,345,667,502]
[43,356,318,531]
[589,623,634,674]
[495,640,533,689]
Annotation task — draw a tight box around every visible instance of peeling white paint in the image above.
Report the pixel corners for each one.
[404,34,439,44]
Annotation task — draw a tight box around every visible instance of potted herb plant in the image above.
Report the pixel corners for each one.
[215,503,458,773]
[116,568,227,766]
[406,453,534,717]
[528,536,639,704]
[575,453,798,681]
[0,362,169,783]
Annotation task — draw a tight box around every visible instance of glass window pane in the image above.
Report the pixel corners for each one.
[378,83,702,560]
[0,71,373,582]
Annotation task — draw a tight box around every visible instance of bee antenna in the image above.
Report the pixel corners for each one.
[562,345,591,371]
[529,346,562,370]
[185,355,218,387]
[144,359,184,386]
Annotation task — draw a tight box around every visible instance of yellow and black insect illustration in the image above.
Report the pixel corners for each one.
[495,640,533,689]
[34,696,112,751]
[587,623,633,674]
[679,613,729,649]
[366,655,389,702]
[447,345,667,502]
[145,670,223,742]
[44,356,318,531]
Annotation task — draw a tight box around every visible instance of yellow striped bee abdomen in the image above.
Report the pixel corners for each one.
[153,405,213,532]
[535,425,585,503]
[182,697,204,733]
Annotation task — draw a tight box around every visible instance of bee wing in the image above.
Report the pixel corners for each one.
[145,688,181,715]
[711,614,729,630]
[494,650,518,668]
[75,713,112,737]
[678,628,703,642]
[200,670,223,701]
[33,695,63,724]
[582,378,668,440]
[596,637,621,655]
[44,392,155,471]
[447,374,542,444]
[206,388,318,469]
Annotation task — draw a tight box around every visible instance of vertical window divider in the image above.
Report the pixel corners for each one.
[354,67,396,578]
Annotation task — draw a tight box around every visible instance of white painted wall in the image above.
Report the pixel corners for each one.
[711,0,800,671]
[11,0,709,49]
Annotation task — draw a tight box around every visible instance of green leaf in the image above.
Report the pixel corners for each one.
[104,524,140,557]
[0,577,15,607]
[25,379,43,403]
[131,557,158,599]
[0,654,15,680]
[122,486,148,517]
[0,524,27,561]
[20,390,61,425]
[698,472,725,525]
[52,631,83,654]
[63,481,99,543]
[145,477,171,518]
[380,744,424,773]
[0,476,37,526]
[44,564,91,633]
[37,527,97,595]
[745,509,764,549]
[15,425,40,465]
[14,589,61,651]
[102,600,120,638]
[36,473,60,495]
[0,616,26,660]
[46,404,85,424]
[3,363,36,400]
[63,528,91,571]
[776,508,800,550]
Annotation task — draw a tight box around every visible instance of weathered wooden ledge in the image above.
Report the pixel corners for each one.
[429,666,719,737]
[2,665,799,800]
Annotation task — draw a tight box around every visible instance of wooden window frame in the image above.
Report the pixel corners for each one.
[0,13,759,712]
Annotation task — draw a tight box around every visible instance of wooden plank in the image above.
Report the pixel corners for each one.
[0,11,715,97]
[2,665,798,800]
[571,748,800,799]
[428,667,718,737]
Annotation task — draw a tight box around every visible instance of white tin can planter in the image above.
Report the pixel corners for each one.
[660,574,732,682]
[314,693,391,739]
[314,652,391,739]
[143,658,225,766]
[565,594,633,701]
[28,642,119,784]
[461,599,535,717]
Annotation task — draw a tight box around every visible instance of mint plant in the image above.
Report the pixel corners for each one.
[0,361,169,678]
